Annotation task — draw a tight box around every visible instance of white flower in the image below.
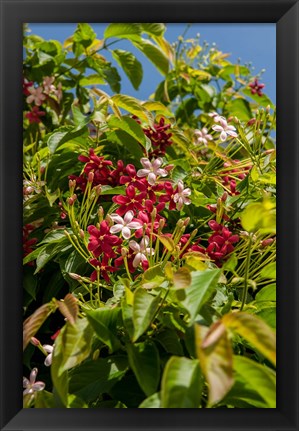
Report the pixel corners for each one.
[43,344,54,367]
[23,368,45,395]
[42,76,56,94]
[137,157,168,185]
[129,236,153,268]
[212,117,238,141]
[26,86,46,106]
[194,127,213,146]
[208,111,225,123]
[174,180,191,210]
[109,211,142,239]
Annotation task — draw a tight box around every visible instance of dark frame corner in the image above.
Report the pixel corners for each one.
[0,1,298,430]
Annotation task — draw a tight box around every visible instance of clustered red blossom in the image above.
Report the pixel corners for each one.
[23,224,38,265]
[142,117,173,157]
[249,79,265,97]
[70,141,241,281]
[220,159,251,195]
[206,220,239,266]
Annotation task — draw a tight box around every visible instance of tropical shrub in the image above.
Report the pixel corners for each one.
[23,23,276,409]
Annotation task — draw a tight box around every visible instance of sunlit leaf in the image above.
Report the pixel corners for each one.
[161,356,202,408]
[56,293,78,325]
[132,288,162,342]
[222,312,276,366]
[107,115,146,147]
[112,50,143,90]
[23,303,52,350]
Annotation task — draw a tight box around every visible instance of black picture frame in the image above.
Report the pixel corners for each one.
[0,0,298,430]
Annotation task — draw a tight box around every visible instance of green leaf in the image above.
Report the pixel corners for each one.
[141,23,165,37]
[233,356,276,407]
[132,38,169,75]
[219,377,269,408]
[142,264,165,290]
[222,312,276,366]
[84,307,122,352]
[195,323,234,406]
[34,238,72,274]
[111,94,153,125]
[107,115,146,147]
[141,101,174,118]
[107,130,144,161]
[100,185,126,195]
[256,284,276,302]
[161,356,202,408]
[112,50,143,90]
[178,269,221,323]
[155,329,184,356]
[225,98,252,121]
[104,23,142,40]
[35,390,55,408]
[79,74,106,86]
[127,341,160,396]
[158,234,175,252]
[47,126,88,154]
[132,288,162,342]
[260,262,276,280]
[242,88,275,109]
[69,356,128,402]
[240,200,276,234]
[73,23,96,48]
[139,392,161,408]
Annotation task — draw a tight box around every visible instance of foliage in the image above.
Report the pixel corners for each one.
[23,23,276,409]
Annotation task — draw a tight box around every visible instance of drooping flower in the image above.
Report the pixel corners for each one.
[109,210,143,239]
[25,106,46,124]
[194,127,213,146]
[212,117,238,142]
[23,368,45,395]
[42,344,54,367]
[173,180,191,210]
[42,76,56,94]
[89,256,118,282]
[137,158,168,186]
[26,86,46,106]
[129,236,153,269]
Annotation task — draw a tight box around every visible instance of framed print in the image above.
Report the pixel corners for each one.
[0,0,298,430]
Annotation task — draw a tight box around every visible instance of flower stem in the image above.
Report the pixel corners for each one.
[240,234,253,311]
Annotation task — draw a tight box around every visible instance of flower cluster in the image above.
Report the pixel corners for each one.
[249,79,265,97]
[143,117,173,157]
[206,220,239,265]
[220,159,251,195]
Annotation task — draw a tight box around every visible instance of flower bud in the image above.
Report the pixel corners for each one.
[79,229,85,239]
[69,272,82,281]
[176,219,184,228]
[30,337,40,346]
[221,192,228,202]
[88,172,94,183]
[95,185,102,196]
[69,179,76,189]
[184,217,190,226]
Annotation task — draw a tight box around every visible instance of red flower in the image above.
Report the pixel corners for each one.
[134,210,161,239]
[23,78,34,96]
[119,164,146,191]
[79,149,113,186]
[143,117,173,157]
[25,106,46,124]
[112,185,147,216]
[158,181,176,210]
[249,79,265,97]
[89,256,118,282]
[207,225,239,264]
[87,221,122,258]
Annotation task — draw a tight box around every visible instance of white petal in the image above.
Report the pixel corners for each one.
[44,354,52,367]
[173,193,179,203]
[226,125,236,131]
[23,388,34,395]
[177,180,184,193]
[212,125,223,132]
[127,221,143,229]
[202,127,208,135]
[110,224,123,234]
[177,197,184,210]
[30,368,38,384]
[220,131,227,141]
[148,172,156,185]
[129,240,140,252]
[183,188,191,197]
[110,214,124,225]
[137,168,150,178]
[32,382,45,392]
[156,168,168,177]
[122,226,131,239]
[23,377,30,388]
[140,158,152,169]
[227,130,238,138]
[139,253,148,262]
[133,253,142,268]
[123,210,134,224]
[42,345,54,354]
[152,158,163,169]
[183,198,191,205]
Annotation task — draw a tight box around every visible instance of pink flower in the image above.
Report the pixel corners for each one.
[137,158,168,185]
[173,180,191,210]
[26,86,46,106]
[109,210,143,239]
[212,117,238,141]
[129,236,153,269]
[42,344,54,367]
[194,127,213,146]
[42,76,55,94]
[23,368,45,395]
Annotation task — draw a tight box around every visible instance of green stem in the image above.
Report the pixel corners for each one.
[240,234,253,311]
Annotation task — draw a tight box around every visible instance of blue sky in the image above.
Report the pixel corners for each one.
[28,23,276,103]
